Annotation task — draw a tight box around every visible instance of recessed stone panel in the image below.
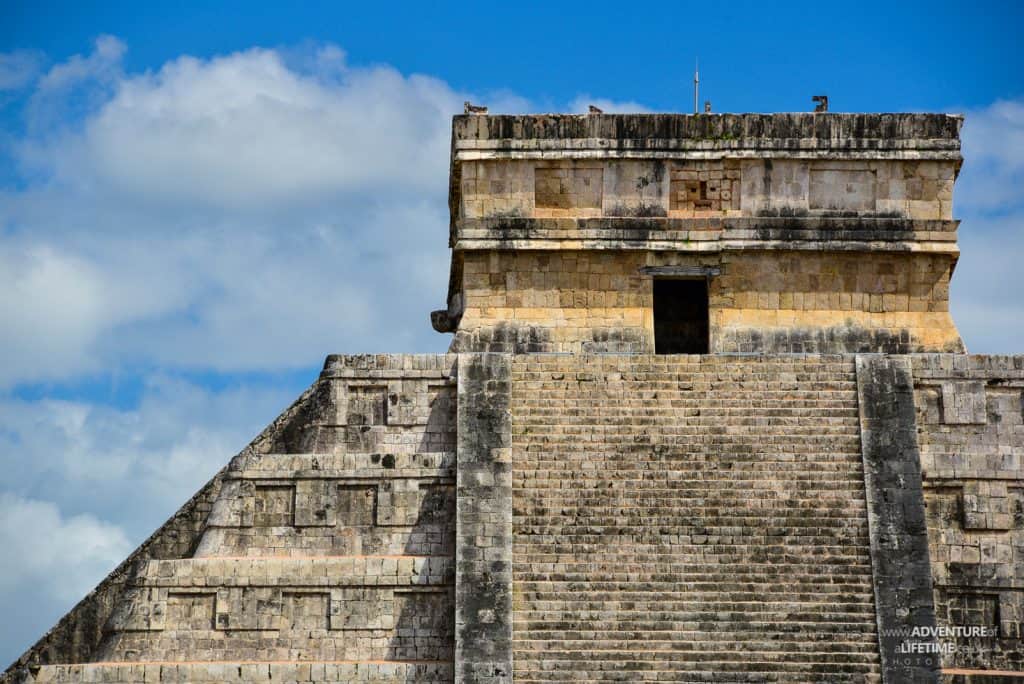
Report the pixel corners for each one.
[294,480,336,527]
[809,167,877,212]
[534,166,602,212]
[948,593,1000,629]
[337,484,377,526]
[165,593,215,631]
[282,592,330,631]
[253,484,294,527]
[347,386,388,426]
[941,381,987,424]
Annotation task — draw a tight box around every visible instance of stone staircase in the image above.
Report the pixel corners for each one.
[510,355,882,682]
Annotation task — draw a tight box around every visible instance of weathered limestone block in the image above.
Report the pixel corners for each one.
[103,589,165,633]
[94,556,454,662]
[294,479,336,527]
[941,381,988,425]
[296,355,458,454]
[603,159,667,217]
[961,481,1015,531]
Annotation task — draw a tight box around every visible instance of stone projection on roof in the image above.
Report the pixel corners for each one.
[5,112,1022,684]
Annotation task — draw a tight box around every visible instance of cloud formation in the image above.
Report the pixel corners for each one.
[0,494,131,603]
[2,38,463,387]
[42,45,454,207]
[949,98,1024,353]
[0,493,132,657]
[957,98,1024,213]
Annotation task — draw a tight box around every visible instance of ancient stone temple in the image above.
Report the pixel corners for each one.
[5,113,1022,684]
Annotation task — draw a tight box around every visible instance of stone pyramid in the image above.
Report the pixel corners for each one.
[6,113,1023,683]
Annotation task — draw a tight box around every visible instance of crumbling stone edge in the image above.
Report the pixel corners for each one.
[456,353,513,684]
[855,354,941,683]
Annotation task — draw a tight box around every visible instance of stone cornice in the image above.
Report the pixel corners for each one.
[452,113,963,160]
[451,216,960,254]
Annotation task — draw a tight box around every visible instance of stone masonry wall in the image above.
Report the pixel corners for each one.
[715,251,963,354]
[28,663,450,683]
[453,251,652,354]
[510,354,882,681]
[453,249,962,354]
[911,355,1024,675]
[459,159,955,221]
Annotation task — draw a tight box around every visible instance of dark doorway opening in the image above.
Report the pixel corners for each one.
[654,279,709,354]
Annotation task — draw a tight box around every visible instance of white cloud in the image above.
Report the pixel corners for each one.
[0,375,295,524]
[35,35,125,94]
[957,98,1024,213]
[1,40,464,387]
[0,242,175,384]
[22,36,126,136]
[0,494,131,603]
[949,214,1024,353]
[951,97,1024,353]
[0,50,45,91]
[0,493,132,666]
[32,43,458,208]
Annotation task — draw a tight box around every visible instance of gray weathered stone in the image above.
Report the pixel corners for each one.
[855,355,941,683]
[455,354,513,684]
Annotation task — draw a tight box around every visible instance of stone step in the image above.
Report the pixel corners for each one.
[513,633,879,645]
[227,452,455,479]
[511,666,879,683]
[513,675,876,683]
[512,594,875,604]
[513,591,874,602]
[511,644,880,659]
[24,661,453,683]
[512,603,878,614]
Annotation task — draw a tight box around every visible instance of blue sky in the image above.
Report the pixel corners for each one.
[4,0,1023,112]
[0,0,1022,667]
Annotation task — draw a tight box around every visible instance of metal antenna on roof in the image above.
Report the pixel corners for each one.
[694,59,699,114]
